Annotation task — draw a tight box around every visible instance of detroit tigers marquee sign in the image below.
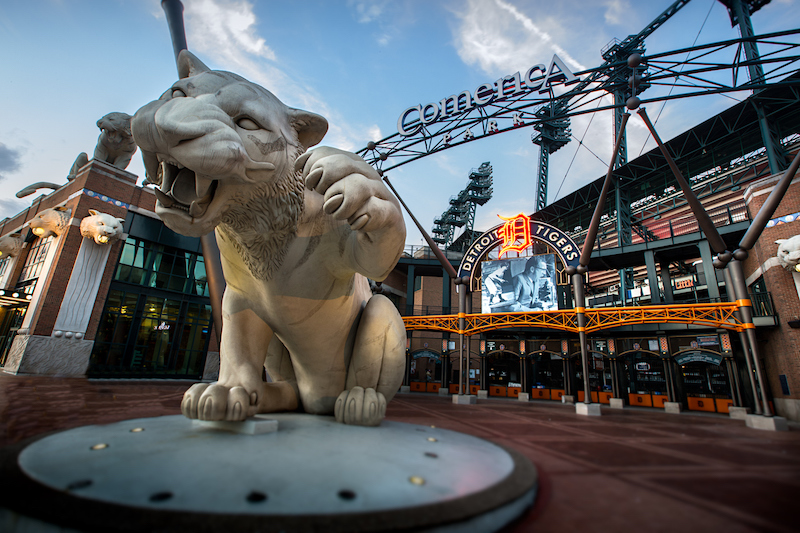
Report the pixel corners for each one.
[457,213,580,283]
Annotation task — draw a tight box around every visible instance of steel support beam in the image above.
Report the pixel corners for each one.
[536,143,550,212]
[722,267,760,414]
[406,265,415,316]
[697,239,720,300]
[730,0,788,175]
[660,262,675,303]
[644,250,661,304]
[727,260,772,416]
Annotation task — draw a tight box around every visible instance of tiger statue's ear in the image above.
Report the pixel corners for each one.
[289,108,328,149]
[177,50,211,79]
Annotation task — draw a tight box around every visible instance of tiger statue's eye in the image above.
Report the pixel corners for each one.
[172,88,187,98]
[237,117,260,130]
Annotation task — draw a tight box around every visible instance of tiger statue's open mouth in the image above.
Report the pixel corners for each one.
[153,159,218,219]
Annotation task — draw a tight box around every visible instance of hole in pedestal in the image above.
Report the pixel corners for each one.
[67,479,92,491]
[338,489,357,501]
[149,491,173,502]
[247,491,267,503]
[424,452,438,458]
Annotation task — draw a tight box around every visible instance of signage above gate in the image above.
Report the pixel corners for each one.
[673,351,723,366]
[397,55,580,136]
[457,216,580,283]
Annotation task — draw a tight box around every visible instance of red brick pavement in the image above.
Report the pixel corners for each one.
[2,374,799,532]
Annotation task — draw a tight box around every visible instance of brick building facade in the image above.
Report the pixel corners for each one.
[0,160,218,380]
[743,173,800,420]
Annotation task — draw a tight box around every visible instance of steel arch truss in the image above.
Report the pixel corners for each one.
[358,30,800,173]
[403,302,743,336]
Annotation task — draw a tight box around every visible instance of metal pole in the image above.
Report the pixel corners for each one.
[572,273,592,404]
[730,0,787,175]
[637,108,728,254]
[726,359,740,407]
[722,267,761,414]
[161,0,188,60]
[662,359,673,402]
[579,113,630,268]
[383,176,458,279]
[458,283,466,395]
[160,0,225,346]
[609,359,617,398]
[727,261,772,416]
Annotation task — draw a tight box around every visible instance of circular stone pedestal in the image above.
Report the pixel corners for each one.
[1,414,537,532]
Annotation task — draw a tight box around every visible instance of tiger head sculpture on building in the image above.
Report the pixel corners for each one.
[776,235,800,272]
[80,210,125,245]
[28,206,71,239]
[131,51,406,426]
[0,232,24,258]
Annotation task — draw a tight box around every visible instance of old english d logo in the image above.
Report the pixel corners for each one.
[497,213,532,257]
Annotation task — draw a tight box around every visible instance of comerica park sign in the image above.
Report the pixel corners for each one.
[397,55,580,136]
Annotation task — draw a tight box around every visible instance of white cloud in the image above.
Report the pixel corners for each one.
[185,0,275,62]
[182,0,289,100]
[367,125,383,142]
[474,197,533,230]
[602,0,628,26]
[348,0,389,23]
[493,0,585,71]
[453,0,587,76]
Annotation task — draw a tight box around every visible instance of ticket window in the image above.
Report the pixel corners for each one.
[417,357,441,382]
[450,356,479,387]
[624,353,667,396]
[533,356,564,389]
[488,355,518,387]
[680,361,733,412]
[573,356,608,393]
[680,362,730,396]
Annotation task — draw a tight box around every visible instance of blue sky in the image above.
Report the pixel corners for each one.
[0,0,797,246]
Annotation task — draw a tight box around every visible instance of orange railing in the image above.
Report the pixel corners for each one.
[403,302,743,336]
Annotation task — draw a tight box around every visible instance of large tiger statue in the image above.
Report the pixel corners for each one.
[67,112,138,180]
[131,51,406,426]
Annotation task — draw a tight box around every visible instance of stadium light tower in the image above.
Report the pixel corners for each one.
[432,162,494,252]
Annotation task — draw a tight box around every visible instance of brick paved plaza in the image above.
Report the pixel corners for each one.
[1,374,799,532]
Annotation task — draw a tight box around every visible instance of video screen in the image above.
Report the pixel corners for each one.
[481,255,557,313]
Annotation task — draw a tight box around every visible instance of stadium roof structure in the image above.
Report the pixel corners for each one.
[534,71,800,272]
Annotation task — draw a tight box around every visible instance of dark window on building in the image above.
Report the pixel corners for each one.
[89,235,212,378]
[15,236,52,296]
[89,289,212,378]
[749,275,767,294]
[115,237,208,297]
[0,257,10,286]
